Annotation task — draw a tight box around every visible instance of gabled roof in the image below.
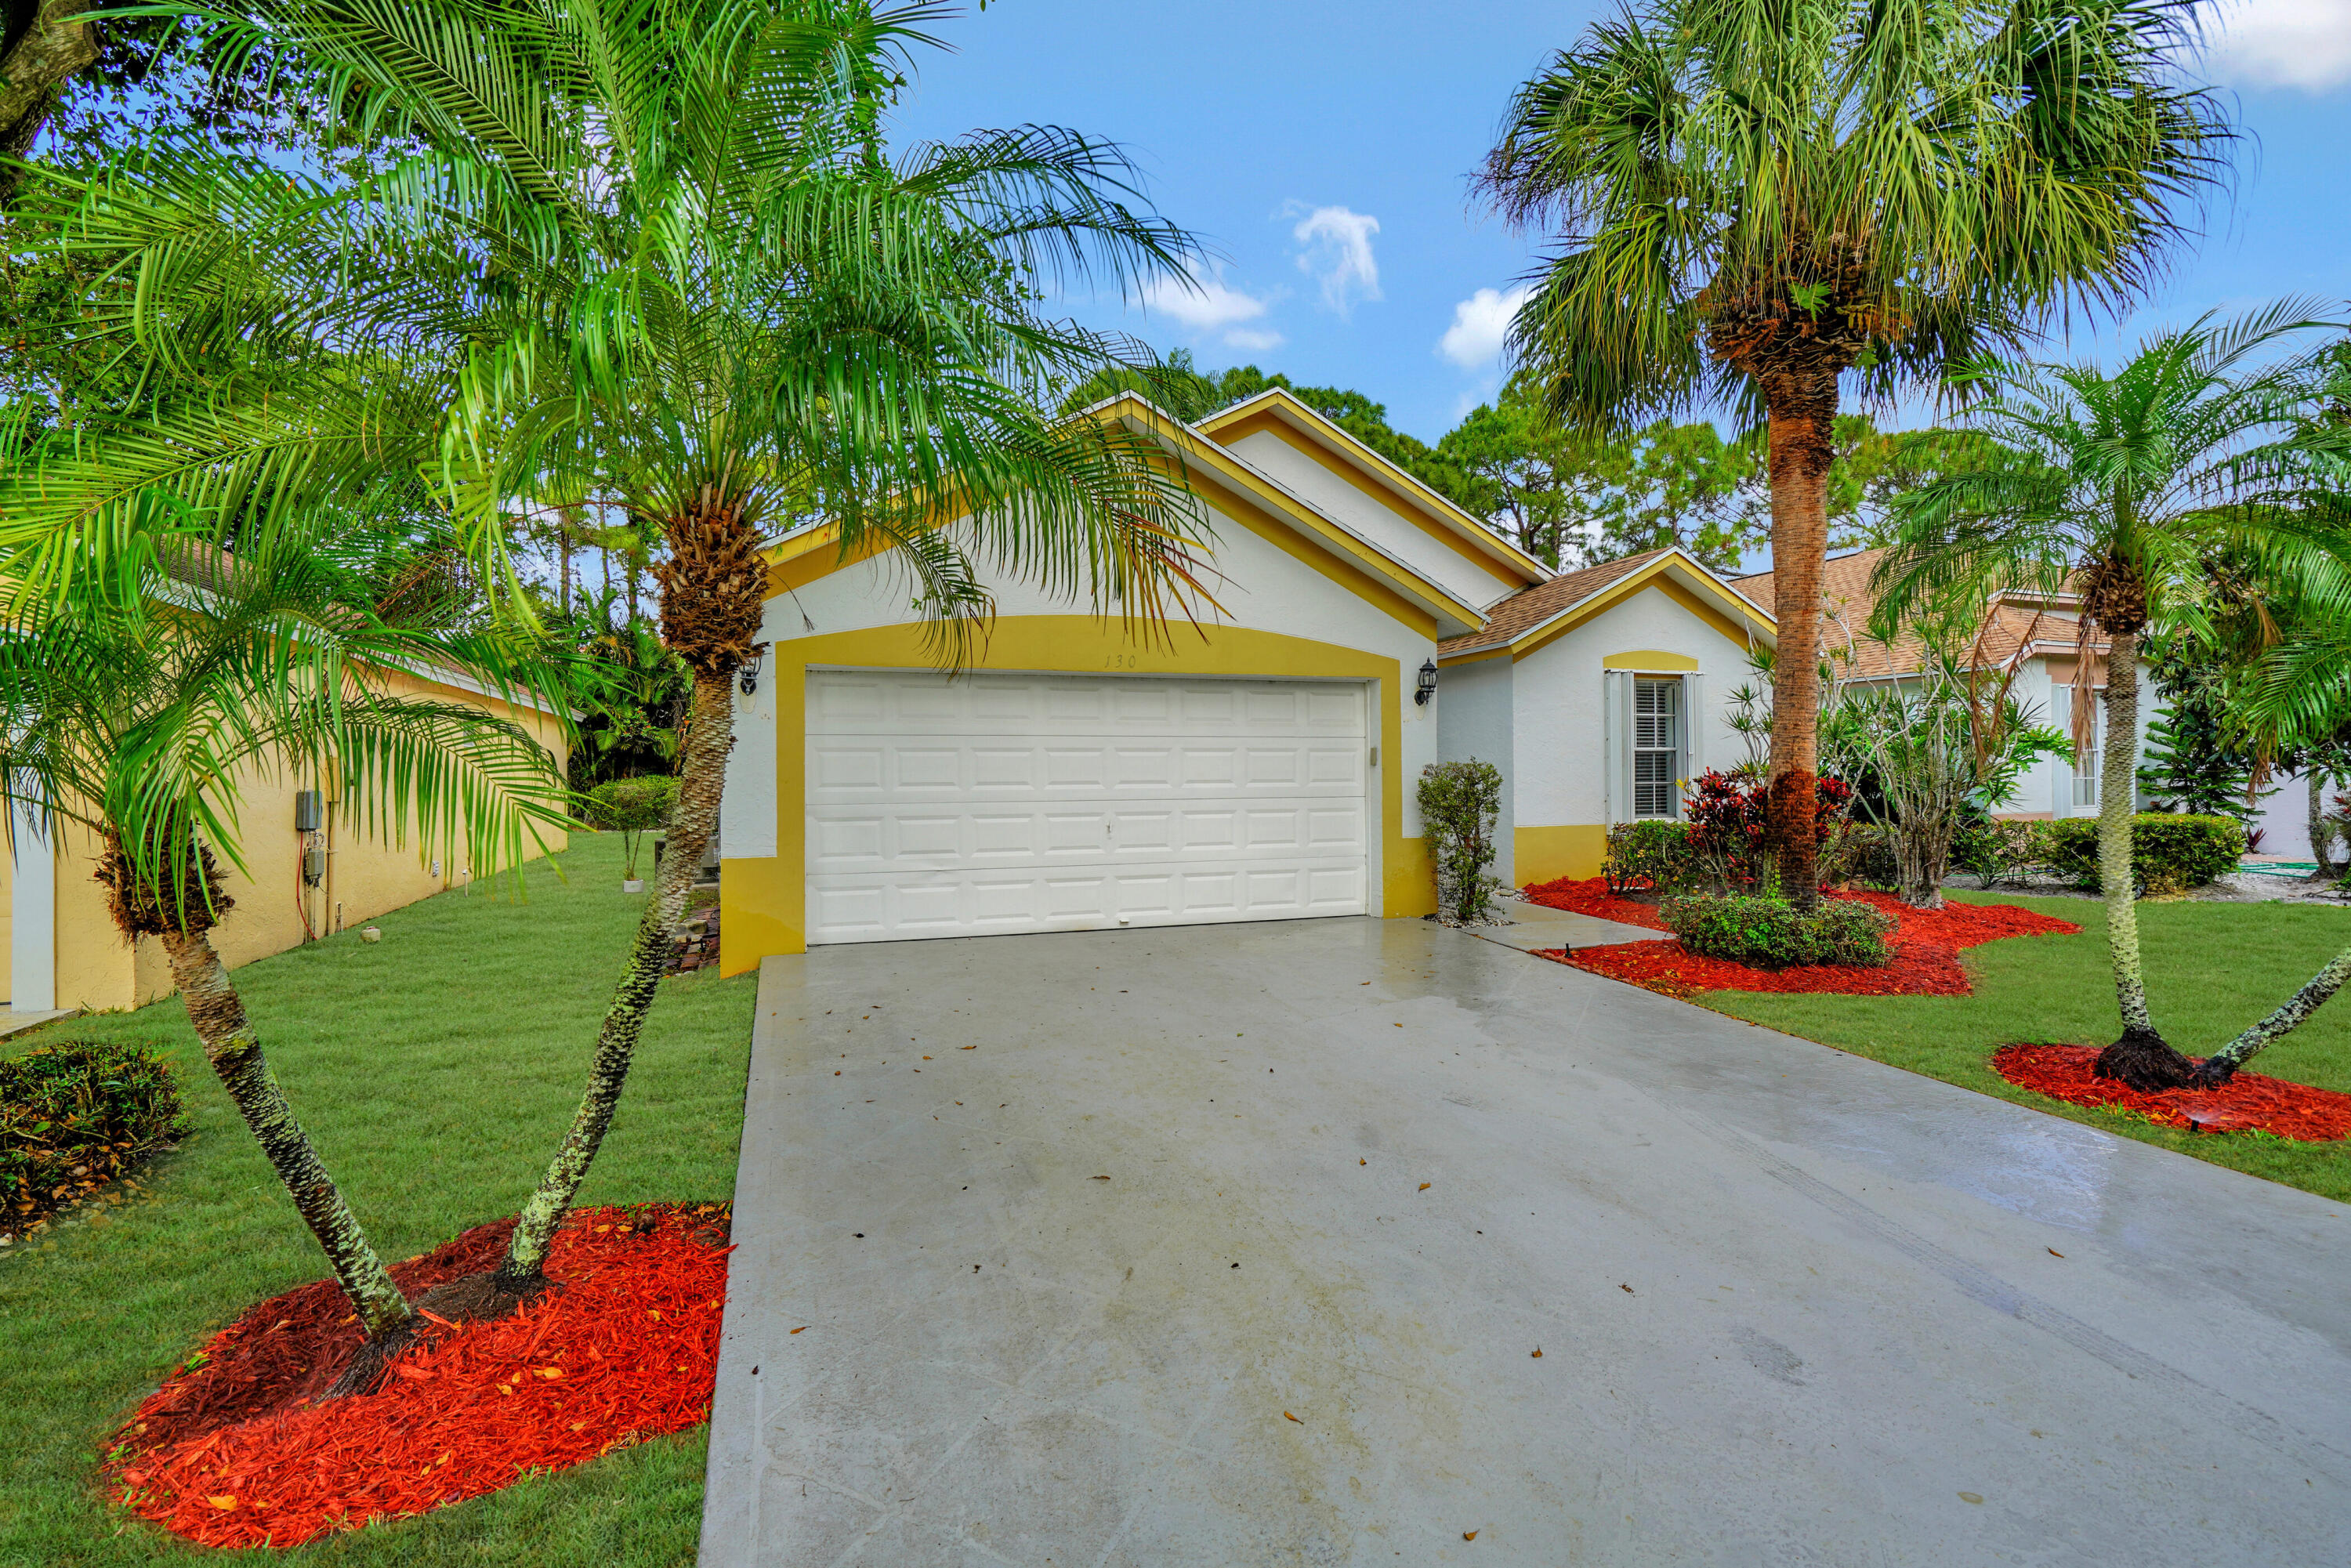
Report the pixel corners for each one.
[764,392,1494,641]
[1732,546,2103,682]
[1439,546,1775,663]
[1195,387,1552,590]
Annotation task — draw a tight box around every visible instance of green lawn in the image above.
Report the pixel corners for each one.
[1702,889,2351,1203]
[0,832,754,1567]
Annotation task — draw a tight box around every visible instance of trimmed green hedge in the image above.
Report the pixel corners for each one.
[2,1041,184,1231]
[1660,892,1895,969]
[2046,813,2245,896]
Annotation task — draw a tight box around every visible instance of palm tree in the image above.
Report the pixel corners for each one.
[0,511,569,1385]
[7,0,1212,1311]
[1477,0,2231,907]
[1872,306,2351,1090]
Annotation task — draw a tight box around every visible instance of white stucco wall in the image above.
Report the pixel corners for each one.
[723,500,1446,875]
[1219,429,1523,613]
[1983,656,2154,820]
[1435,657,1516,882]
[1510,588,1754,831]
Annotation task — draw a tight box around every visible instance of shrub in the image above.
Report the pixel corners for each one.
[2,1041,185,1232]
[1953,818,2051,889]
[1418,759,1505,924]
[1682,769,1855,889]
[1822,821,1900,890]
[2045,813,2245,896]
[1660,892,1895,969]
[1603,819,1695,895]
[583,775,680,881]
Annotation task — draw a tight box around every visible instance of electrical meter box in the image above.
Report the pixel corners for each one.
[295,789,323,832]
[303,847,326,886]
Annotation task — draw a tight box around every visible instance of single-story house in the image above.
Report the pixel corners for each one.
[713,390,1777,972]
[5,665,570,1018]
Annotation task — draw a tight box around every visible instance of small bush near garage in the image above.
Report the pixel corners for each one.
[1603,820,1696,896]
[1661,892,1895,969]
[2,1041,184,1237]
[583,775,680,882]
[2046,813,2244,895]
[1419,759,1505,924]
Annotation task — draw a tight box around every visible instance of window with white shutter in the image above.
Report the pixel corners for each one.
[1633,678,1681,818]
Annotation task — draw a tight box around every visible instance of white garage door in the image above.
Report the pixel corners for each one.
[805,670,1369,944]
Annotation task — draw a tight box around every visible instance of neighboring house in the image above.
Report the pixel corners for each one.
[4,665,570,1018]
[1435,548,1777,887]
[713,391,1773,972]
[1731,547,2154,821]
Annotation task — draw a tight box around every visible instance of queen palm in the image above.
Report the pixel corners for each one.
[0,511,569,1381]
[1872,307,2351,1090]
[7,0,1212,1314]
[1478,0,2230,907]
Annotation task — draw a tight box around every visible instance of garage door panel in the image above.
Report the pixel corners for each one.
[806,672,1370,945]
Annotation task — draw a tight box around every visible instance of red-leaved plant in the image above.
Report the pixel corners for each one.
[1683,769,1853,890]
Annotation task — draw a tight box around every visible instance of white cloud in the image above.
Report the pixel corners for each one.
[2206,0,2351,90]
[1221,328,1286,353]
[1438,284,1531,371]
[1141,263,1274,335]
[1288,205,1382,315]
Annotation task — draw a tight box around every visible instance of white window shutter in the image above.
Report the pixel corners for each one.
[1603,669,1628,824]
[1682,673,1704,799]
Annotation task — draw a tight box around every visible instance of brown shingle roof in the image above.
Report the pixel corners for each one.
[1437,549,1669,655]
[1731,546,2099,681]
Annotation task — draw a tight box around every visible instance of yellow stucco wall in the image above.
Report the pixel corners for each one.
[38,668,569,1015]
[1514,824,1607,888]
[719,616,1434,976]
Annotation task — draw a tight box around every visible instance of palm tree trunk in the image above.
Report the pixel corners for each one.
[2088,635,2198,1090]
[2197,941,2351,1085]
[1761,373,1835,911]
[493,667,733,1287]
[154,926,415,1342]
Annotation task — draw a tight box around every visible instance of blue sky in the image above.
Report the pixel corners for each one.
[889,0,2351,444]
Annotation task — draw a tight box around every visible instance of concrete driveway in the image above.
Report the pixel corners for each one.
[699,917,2351,1566]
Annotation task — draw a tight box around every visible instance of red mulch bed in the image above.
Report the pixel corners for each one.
[1520,877,2080,998]
[107,1202,732,1550]
[1992,1045,2351,1142]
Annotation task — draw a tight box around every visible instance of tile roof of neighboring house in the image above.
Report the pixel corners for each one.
[1731,546,2103,682]
[1436,549,1668,656]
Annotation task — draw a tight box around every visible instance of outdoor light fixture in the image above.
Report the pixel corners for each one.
[738,649,765,697]
[1415,658,1439,706]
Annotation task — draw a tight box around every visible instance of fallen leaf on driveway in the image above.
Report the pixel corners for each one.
[1531,1348,1542,1358]
[790,1326,806,1334]
[1092,1175,1110,1181]
[1418,1182,1431,1191]
[1283,1411,1302,1423]
[1464,1530,1478,1541]
[2048,1248,2064,1258]
[1620,1284,1635,1294]
[960,1045,976,1050]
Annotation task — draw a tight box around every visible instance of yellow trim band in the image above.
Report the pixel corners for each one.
[1602,650,1700,672]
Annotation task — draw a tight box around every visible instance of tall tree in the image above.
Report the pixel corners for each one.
[12,0,1215,1325]
[1477,0,2231,908]
[1874,306,2351,1090]
[0,510,567,1385]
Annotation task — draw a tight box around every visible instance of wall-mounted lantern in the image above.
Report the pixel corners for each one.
[737,648,766,697]
[1415,658,1439,707]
